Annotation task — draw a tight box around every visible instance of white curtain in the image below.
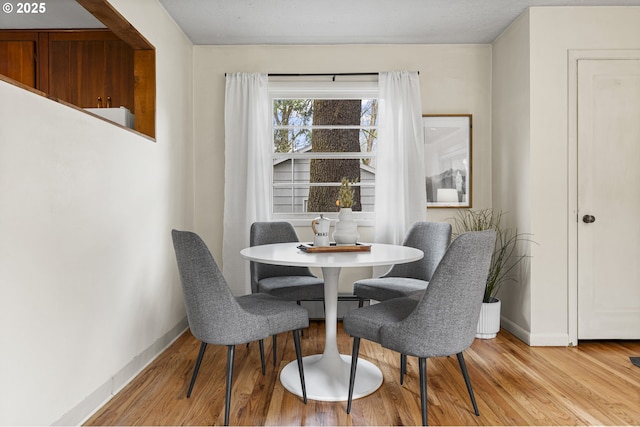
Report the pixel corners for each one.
[374,71,426,246]
[223,73,271,295]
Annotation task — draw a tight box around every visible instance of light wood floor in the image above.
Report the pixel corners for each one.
[85,321,640,426]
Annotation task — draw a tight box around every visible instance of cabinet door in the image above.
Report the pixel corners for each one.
[48,32,133,110]
[49,38,106,108]
[104,39,134,110]
[0,32,37,87]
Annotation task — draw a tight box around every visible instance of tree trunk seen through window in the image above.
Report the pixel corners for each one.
[308,99,361,212]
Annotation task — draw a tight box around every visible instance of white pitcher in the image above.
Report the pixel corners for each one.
[311,214,331,247]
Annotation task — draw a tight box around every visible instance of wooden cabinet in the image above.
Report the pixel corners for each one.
[0,32,38,87]
[48,31,134,111]
[0,29,154,138]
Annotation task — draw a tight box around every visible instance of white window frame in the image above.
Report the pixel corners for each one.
[269,80,379,225]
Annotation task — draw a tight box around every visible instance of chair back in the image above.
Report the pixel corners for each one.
[250,222,316,293]
[385,221,452,281]
[380,230,496,358]
[172,230,268,345]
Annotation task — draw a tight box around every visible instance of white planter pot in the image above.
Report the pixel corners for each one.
[476,297,501,339]
[332,208,359,245]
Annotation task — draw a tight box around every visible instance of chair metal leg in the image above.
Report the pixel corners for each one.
[456,352,479,416]
[259,339,265,375]
[400,353,407,385]
[296,301,304,336]
[187,342,207,398]
[224,345,235,426]
[272,335,277,366]
[419,357,427,426]
[292,329,307,404]
[346,337,361,414]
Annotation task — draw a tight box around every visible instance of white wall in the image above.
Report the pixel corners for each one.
[491,12,533,341]
[0,0,194,424]
[492,6,640,345]
[529,6,640,345]
[193,44,492,294]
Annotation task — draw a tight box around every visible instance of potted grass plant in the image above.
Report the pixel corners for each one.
[452,209,532,338]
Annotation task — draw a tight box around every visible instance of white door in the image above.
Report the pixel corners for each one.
[577,59,640,339]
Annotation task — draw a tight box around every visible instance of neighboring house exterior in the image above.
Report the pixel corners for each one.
[273,156,375,213]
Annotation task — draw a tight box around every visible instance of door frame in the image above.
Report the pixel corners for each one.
[567,49,640,345]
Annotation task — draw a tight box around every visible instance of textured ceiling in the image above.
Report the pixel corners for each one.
[157,0,640,45]
[2,0,640,44]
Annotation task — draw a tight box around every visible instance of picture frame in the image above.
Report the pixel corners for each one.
[423,114,472,208]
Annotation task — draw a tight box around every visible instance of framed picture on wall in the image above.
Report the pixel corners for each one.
[423,114,472,208]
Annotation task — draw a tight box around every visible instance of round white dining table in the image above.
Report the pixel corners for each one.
[240,242,423,402]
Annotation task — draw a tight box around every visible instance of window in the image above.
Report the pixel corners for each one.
[269,80,379,219]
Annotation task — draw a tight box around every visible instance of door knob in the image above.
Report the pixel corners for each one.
[582,214,596,224]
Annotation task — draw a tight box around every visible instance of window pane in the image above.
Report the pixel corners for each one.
[272,183,375,213]
[359,128,377,155]
[360,99,378,127]
[273,99,313,127]
[273,186,310,213]
[273,128,311,153]
[273,158,310,184]
[273,157,375,213]
[275,129,377,155]
[273,99,378,127]
[271,93,378,215]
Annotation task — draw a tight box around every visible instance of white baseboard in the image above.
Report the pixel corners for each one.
[500,316,531,344]
[501,316,570,346]
[53,317,189,426]
[528,332,570,347]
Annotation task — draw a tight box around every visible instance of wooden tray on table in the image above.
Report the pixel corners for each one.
[297,243,372,253]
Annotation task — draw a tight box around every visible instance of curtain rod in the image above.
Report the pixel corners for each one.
[268,72,379,77]
[224,72,419,79]
[270,71,419,76]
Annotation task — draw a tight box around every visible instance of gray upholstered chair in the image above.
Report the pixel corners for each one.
[250,221,325,301]
[171,230,308,426]
[343,230,496,426]
[353,221,452,383]
[352,221,452,307]
[250,221,325,364]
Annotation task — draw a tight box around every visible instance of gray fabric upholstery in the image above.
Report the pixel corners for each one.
[352,221,452,302]
[172,229,309,345]
[352,277,428,302]
[236,293,309,335]
[344,230,495,425]
[344,230,496,357]
[172,229,309,425]
[250,221,324,300]
[382,222,453,280]
[257,276,326,301]
[341,297,419,343]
